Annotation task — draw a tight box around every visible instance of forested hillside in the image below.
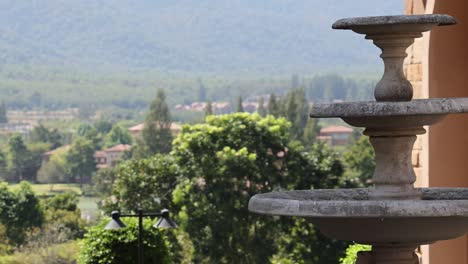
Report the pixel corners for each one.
[0,0,401,74]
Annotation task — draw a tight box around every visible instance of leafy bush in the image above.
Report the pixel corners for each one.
[0,181,43,245]
[340,244,372,264]
[78,218,172,264]
[42,192,87,240]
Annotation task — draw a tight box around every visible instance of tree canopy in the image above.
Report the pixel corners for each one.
[170,113,347,263]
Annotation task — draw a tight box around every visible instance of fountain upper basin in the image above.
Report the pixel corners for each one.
[310,98,468,130]
[249,188,468,244]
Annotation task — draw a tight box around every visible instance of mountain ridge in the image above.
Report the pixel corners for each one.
[0,0,402,75]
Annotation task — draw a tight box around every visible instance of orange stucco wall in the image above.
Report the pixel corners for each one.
[428,0,468,263]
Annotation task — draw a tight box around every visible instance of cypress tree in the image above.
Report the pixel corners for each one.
[267,93,280,117]
[257,97,266,117]
[235,96,244,112]
[0,101,7,123]
[205,100,213,117]
[141,89,173,156]
[303,116,319,146]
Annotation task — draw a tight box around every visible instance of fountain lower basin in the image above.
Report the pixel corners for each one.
[249,188,468,244]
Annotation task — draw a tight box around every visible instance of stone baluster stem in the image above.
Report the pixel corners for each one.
[368,135,421,200]
[370,33,422,102]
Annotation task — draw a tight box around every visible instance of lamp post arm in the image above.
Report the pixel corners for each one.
[118,212,163,218]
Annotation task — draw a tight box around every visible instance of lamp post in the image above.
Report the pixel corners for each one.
[104,208,177,264]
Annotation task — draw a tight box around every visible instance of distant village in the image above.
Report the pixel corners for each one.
[1,101,354,174]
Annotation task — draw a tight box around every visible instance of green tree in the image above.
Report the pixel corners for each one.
[0,152,6,179]
[93,167,116,197]
[0,181,43,245]
[140,89,173,157]
[282,88,309,141]
[302,116,319,146]
[104,125,132,148]
[28,91,42,108]
[267,93,281,117]
[0,101,7,123]
[24,142,50,182]
[77,123,103,150]
[30,124,62,149]
[235,96,244,112]
[109,154,179,213]
[257,97,266,117]
[37,146,70,183]
[171,113,346,263]
[94,120,113,134]
[78,218,172,264]
[6,134,31,182]
[204,100,213,117]
[342,136,375,187]
[66,138,96,187]
[42,192,86,240]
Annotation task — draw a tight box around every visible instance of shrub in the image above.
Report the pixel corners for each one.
[78,218,172,264]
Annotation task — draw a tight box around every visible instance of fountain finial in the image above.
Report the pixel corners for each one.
[334,14,456,101]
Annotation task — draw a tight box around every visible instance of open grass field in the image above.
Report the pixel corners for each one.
[9,183,83,195]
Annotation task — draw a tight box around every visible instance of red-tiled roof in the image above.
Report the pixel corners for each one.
[320,125,353,134]
[104,144,132,153]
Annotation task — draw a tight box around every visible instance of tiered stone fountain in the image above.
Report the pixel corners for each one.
[249,14,468,264]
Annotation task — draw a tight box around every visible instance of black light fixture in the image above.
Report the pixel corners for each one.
[104,208,177,264]
[154,209,178,228]
[104,211,127,230]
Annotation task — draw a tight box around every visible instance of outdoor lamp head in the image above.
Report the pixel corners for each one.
[154,209,178,229]
[104,210,127,230]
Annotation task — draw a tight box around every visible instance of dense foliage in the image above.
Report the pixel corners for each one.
[78,218,172,264]
[342,136,375,187]
[340,244,372,264]
[66,138,96,186]
[0,181,43,246]
[169,113,348,263]
[109,154,179,213]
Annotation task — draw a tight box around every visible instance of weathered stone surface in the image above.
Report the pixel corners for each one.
[310,98,468,118]
[332,14,456,30]
[248,188,468,217]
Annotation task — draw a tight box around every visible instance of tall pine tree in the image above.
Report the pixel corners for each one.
[0,101,7,123]
[267,94,281,117]
[140,89,173,157]
[205,100,213,117]
[235,96,244,112]
[257,97,266,117]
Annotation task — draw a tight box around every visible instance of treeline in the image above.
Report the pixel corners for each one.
[0,64,376,114]
[0,121,132,185]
